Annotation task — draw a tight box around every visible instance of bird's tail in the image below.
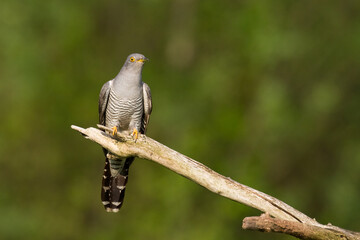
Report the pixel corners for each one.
[101,156,134,212]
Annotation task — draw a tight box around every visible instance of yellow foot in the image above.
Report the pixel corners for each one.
[111,126,118,136]
[131,128,138,141]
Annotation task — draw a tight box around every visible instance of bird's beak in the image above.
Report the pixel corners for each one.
[137,57,149,63]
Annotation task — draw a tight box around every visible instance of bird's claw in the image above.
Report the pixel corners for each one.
[131,128,138,142]
[111,126,118,136]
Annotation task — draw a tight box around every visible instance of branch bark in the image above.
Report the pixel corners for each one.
[71,125,360,240]
[243,214,360,240]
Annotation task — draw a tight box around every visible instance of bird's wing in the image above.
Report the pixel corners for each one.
[98,80,113,125]
[141,82,152,134]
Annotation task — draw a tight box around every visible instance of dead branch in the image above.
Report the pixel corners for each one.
[243,214,360,240]
[71,125,360,240]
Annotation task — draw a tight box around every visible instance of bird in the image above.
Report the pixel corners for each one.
[98,53,152,212]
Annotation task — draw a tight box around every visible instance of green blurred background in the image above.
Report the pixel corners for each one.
[1,0,359,239]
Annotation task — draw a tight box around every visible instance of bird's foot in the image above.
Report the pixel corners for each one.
[131,128,138,142]
[111,126,118,136]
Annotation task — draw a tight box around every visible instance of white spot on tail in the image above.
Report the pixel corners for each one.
[112,201,122,206]
[116,186,125,190]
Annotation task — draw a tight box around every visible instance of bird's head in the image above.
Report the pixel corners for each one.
[123,53,149,71]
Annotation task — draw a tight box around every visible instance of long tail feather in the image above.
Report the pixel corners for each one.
[101,157,134,212]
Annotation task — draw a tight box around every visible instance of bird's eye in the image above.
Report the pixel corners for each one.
[130,57,135,62]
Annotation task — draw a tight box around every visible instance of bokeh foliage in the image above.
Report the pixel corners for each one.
[0,0,359,239]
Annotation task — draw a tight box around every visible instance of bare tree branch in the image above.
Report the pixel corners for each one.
[71,125,360,240]
[243,214,360,240]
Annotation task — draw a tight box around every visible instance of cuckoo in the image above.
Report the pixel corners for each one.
[98,53,152,212]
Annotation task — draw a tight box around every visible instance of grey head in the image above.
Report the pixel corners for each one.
[120,53,149,74]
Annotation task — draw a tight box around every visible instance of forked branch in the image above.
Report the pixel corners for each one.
[71,125,360,240]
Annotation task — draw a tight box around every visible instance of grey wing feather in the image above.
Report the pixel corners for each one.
[98,80,113,125]
[141,82,152,134]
